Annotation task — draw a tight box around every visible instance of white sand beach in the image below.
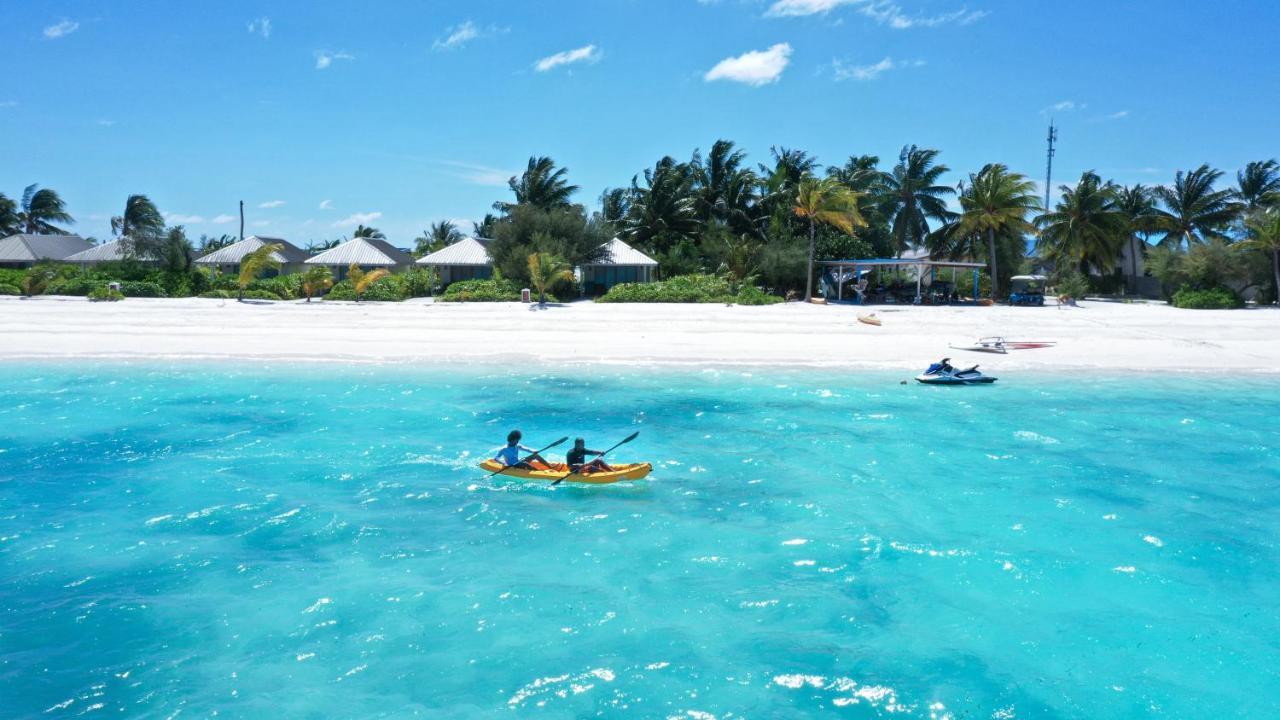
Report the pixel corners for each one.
[2,295,1277,373]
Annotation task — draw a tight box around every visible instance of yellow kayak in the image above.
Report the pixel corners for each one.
[478,459,652,484]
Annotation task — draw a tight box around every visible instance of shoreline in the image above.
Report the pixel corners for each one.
[3,295,1279,374]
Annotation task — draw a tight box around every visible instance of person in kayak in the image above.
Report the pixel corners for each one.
[565,438,613,474]
[494,430,547,470]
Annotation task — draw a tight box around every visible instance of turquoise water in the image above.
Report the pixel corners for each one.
[2,363,1278,719]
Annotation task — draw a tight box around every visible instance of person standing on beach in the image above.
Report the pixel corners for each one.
[494,430,546,469]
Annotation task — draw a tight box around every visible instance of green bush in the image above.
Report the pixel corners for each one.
[241,289,284,301]
[0,283,20,296]
[119,281,168,298]
[0,269,26,287]
[401,268,439,298]
[45,276,103,296]
[324,275,409,302]
[439,278,521,302]
[1055,272,1089,301]
[249,274,303,300]
[1171,286,1243,309]
[198,290,235,299]
[88,286,125,302]
[596,274,780,304]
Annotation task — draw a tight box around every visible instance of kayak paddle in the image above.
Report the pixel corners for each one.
[552,431,640,485]
[487,436,569,479]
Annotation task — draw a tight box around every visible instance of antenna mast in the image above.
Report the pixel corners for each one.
[1044,121,1058,210]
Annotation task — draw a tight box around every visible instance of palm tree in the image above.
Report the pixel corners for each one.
[939,164,1039,299]
[599,187,631,225]
[618,156,701,261]
[1151,164,1242,248]
[237,243,283,301]
[1241,207,1280,305]
[18,185,74,235]
[793,177,866,301]
[1116,184,1158,287]
[352,224,385,239]
[300,265,334,302]
[1035,171,1128,275]
[349,264,389,302]
[0,193,18,235]
[1236,160,1280,213]
[473,214,498,239]
[159,226,195,273]
[416,221,462,255]
[880,146,955,256]
[527,251,573,305]
[694,140,761,240]
[496,156,579,212]
[111,194,166,257]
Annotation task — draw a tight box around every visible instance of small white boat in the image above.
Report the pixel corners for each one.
[949,336,1056,354]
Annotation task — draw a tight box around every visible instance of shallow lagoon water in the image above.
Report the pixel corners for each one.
[1,362,1278,719]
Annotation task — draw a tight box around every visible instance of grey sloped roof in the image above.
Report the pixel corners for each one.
[63,238,156,263]
[305,237,414,267]
[416,236,492,266]
[0,233,91,262]
[582,237,658,267]
[195,236,310,265]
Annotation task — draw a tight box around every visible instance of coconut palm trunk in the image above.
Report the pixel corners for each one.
[1273,249,1280,306]
[986,227,999,299]
[805,217,817,302]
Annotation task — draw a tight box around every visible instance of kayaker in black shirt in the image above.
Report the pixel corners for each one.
[566,438,613,474]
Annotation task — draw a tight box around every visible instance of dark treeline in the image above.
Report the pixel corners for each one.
[4,146,1278,304]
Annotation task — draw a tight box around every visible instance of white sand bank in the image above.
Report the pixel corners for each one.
[2,295,1278,373]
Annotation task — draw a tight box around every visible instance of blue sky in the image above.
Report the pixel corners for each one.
[3,0,1277,245]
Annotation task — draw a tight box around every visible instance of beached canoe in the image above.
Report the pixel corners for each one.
[478,460,652,484]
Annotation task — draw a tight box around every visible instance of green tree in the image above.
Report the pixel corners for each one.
[1236,159,1280,213]
[496,156,579,213]
[111,194,166,258]
[527,251,573,305]
[1151,164,1242,248]
[0,193,18,235]
[793,177,866,301]
[1035,171,1128,274]
[300,265,334,302]
[693,140,761,240]
[352,224,385,239]
[472,214,498,239]
[936,164,1039,299]
[1241,207,1280,305]
[237,242,283,301]
[18,185,74,235]
[619,156,701,274]
[880,146,954,256]
[416,221,462,256]
[1117,184,1158,282]
[159,226,195,274]
[488,204,609,282]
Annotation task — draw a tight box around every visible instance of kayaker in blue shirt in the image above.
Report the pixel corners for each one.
[494,430,546,469]
[565,438,613,474]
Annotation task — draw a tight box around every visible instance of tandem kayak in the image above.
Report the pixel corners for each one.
[478,460,653,484]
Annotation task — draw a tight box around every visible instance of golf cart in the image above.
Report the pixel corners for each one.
[1009,275,1047,306]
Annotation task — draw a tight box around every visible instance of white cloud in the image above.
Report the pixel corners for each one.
[1107,110,1129,120]
[765,0,987,28]
[704,43,792,86]
[211,214,236,224]
[857,2,987,28]
[44,20,79,39]
[0,101,17,108]
[96,119,116,127]
[319,199,333,210]
[438,160,515,187]
[766,0,859,17]
[315,50,354,70]
[434,20,478,51]
[1042,100,1086,115]
[248,17,271,39]
[534,44,601,72]
[251,220,271,228]
[832,56,924,81]
[333,211,382,227]
[258,200,286,208]
[164,212,205,224]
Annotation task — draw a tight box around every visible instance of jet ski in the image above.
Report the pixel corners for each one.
[915,358,997,385]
